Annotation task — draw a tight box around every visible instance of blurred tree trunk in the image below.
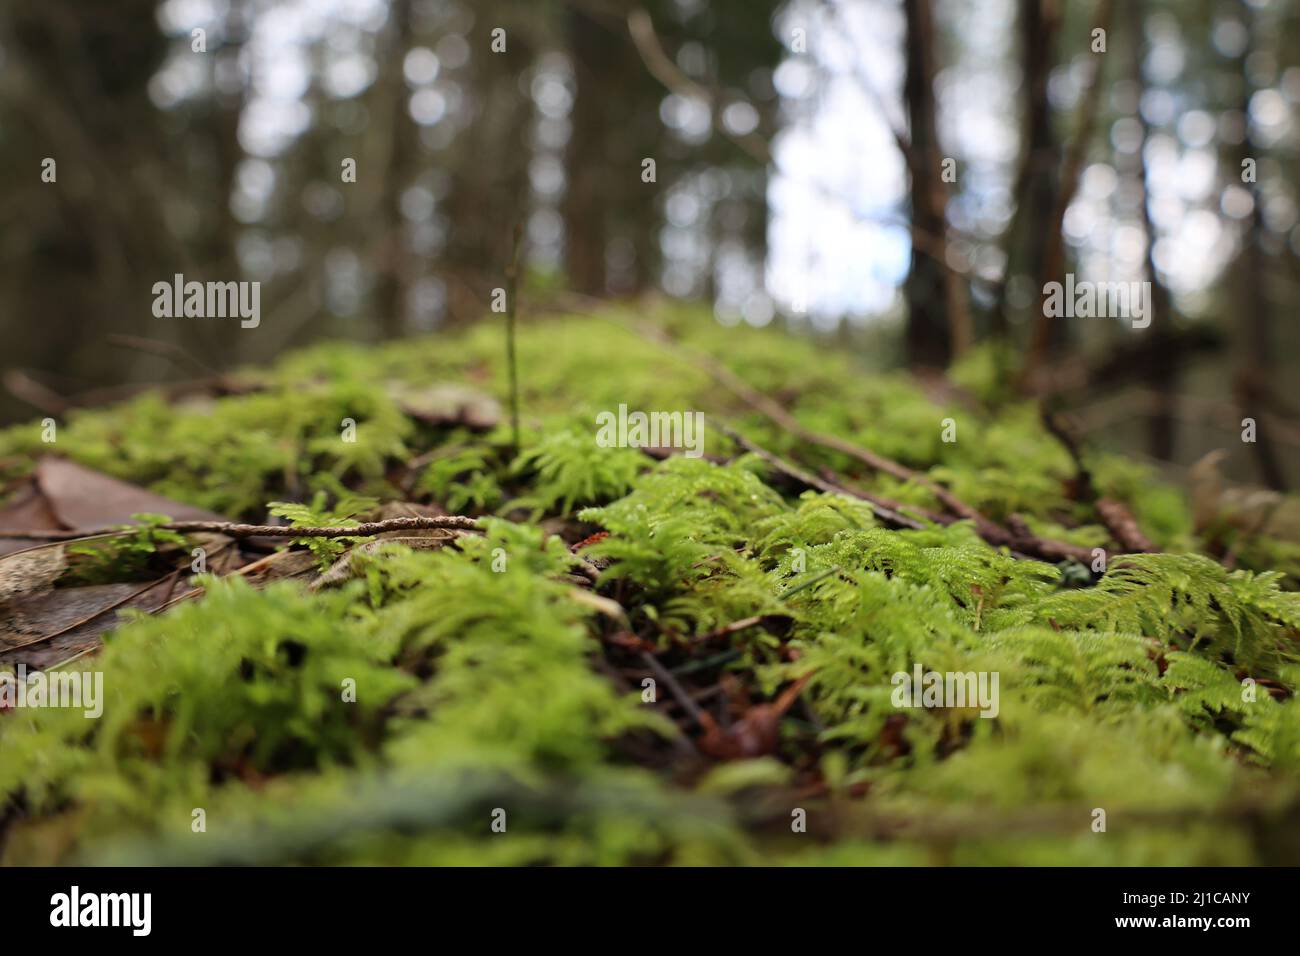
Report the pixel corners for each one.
[902,0,949,369]
[1128,0,1177,462]
[1233,7,1287,490]
[991,0,1060,337]
[442,6,535,324]
[564,6,612,296]
[371,0,416,339]
[0,0,174,418]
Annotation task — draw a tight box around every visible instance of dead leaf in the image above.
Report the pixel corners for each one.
[392,384,501,430]
[0,579,176,670]
[34,457,226,529]
[236,549,320,587]
[0,483,63,556]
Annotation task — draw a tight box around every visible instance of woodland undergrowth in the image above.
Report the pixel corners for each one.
[1,304,1299,865]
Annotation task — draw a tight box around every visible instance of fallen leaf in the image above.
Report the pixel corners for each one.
[34,457,226,529]
[0,579,176,670]
[0,483,63,556]
[391,384,501,430]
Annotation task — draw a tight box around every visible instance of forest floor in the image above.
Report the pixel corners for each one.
[2,303,1299,865]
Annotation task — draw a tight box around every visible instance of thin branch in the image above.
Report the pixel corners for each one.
[1042,405,1155,553]
[505,221,524,456]
[626,7,770,164]
[2,515,481,542]
[715,422,926,531]
[640,650,708,727]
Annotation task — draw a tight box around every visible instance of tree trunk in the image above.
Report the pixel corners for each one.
[902,0,950,369]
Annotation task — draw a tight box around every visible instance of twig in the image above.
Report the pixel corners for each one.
[781,565,843,597]
[688,614,770,645]
[3,515,480,542]
[640,650,707,728]
[626,7,770,165]
[104,334,218,377]
[504,222,524,456]
[623,4,989,293]
[715,422,925,531]
[1095,498,1156,553]
[1043,406,1155,552]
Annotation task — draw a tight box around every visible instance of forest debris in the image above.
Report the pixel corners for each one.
[715,423,925,531]
[238,549,321,588]
[1042,407,1156,552]
[308,532,460,591]
[638,329,1093,563]
[0,482,63,556]
[565,588,627,623]
[33,457,226,529]
[0,458,227,553]
[1095,498,1155,553]
[0,545,67,604]
[392,383,501,430]
[0,578,176,670]
[7,513,481,542]
[697,676,810,761]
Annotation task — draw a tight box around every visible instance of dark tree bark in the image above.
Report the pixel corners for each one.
[1234,6,1287,490]
[563,6,613,296]
[1128,0,1178,462]
[902,0,950,369]
[371,0,416,339]
[990,0,1060,337]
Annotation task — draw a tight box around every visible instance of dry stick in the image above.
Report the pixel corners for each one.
[104,333,219,377]
[714,423,923,532]
[817,467,949,528]
[640,650,708,728]
[688,615,768,645]
[3,515,481,542]
[1042,406,1156,553]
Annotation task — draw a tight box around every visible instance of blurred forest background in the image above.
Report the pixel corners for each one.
[0,0,1297,488]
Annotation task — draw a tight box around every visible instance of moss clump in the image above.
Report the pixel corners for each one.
[2,306,1299,865]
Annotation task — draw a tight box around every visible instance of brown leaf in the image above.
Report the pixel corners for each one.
[0,484,63,556]
[33,457,226,529]
[696,676,811,761]
[0,579,176,670]
[392,384,501,430]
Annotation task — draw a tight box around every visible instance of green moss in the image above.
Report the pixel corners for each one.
[3,306,1300,865]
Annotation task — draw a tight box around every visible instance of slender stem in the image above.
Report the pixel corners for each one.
[3,515,480,542]
[505,222,524,456]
